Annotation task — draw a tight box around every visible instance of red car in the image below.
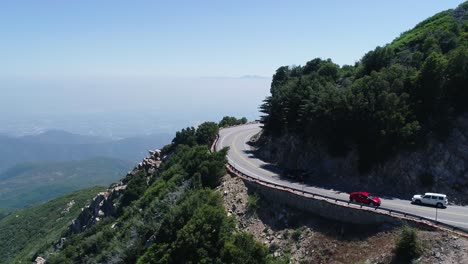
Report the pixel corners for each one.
[349,192,381,206]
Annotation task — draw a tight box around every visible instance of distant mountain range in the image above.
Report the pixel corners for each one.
[0,130,172,172]
[19,130,110,145]
[0,157,133,210]
[0,129,173,211]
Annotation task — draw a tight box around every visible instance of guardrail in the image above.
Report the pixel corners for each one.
[212,130,468,237]
[225,163,468,237]
[210,134,219,153]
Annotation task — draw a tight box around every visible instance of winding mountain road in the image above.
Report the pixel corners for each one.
[217,123,468,230]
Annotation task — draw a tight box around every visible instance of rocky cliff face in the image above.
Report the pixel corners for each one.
[257,114,468,204]
[65,149,163,237]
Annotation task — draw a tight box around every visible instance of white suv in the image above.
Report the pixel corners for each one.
[412,193,448,208]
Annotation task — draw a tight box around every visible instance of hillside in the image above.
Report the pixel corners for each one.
[218,173,468,263]
[19,120,275,264]
[0,186,104,264]
[0,157,133,211]
[258,2,468,201]
[3,3,467,263]
[0,130,172,172]
[22,118,468,264]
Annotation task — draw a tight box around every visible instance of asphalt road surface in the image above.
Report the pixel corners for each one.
[217,123,468,230]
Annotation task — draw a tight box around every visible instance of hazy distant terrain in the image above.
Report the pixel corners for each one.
[0,130,172,172]
[0,158,132,210]
[0,77,270,138]
[0,117,254,213]
[0,130,171,212]
[0,78,269,211]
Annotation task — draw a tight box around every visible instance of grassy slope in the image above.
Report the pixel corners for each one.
[0,157,133,209]
[0,186,104,264]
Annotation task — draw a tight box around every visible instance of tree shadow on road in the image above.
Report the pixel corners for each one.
[241,148,427,203]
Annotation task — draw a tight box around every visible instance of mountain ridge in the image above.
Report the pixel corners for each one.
[0,130,172,172]
[0,157,133,210]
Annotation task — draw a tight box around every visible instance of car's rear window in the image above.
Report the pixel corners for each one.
[438,197,444,200]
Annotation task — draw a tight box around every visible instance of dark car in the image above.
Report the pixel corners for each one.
[349,192,381,206]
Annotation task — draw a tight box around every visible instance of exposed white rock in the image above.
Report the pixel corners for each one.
[35,256,46,264]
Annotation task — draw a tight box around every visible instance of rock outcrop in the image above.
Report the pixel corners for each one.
[35,256,46,264]
[257,114,468,204]
[67,185,126,235]
[66,149,163,235]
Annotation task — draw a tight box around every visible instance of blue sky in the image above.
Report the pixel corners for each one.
[1,0,465,78]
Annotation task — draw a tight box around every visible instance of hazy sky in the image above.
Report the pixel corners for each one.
[0,0,465,78]
[0,76,272,136]
[0,1,465,137]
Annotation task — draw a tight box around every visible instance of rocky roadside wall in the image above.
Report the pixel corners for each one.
[241,176,404,226]
[257,114,468,205]
[226,165,468,238]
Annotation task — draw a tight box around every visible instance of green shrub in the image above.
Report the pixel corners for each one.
[222,232,268,264]
[172,127,197,147]
[292,228,302,241]
[395,226,423,262]
[196,122,219,146]
[247,193,260,212]
[219,116,248,128]
[268,242,279,253]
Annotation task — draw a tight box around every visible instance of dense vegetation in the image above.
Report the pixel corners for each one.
[260,2,468,171]
[45,121,271,263]
[0,157,132,210]
[218,116,248,128]
[166,121,219,151]
[0,186,104,264]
